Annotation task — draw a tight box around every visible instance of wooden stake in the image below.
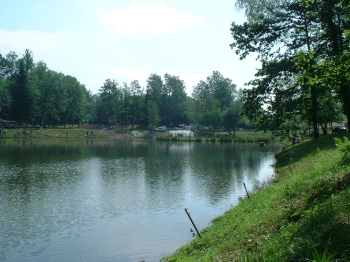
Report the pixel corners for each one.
[184,208,202,238]
[243,183,251,201]
[288,165,294,175]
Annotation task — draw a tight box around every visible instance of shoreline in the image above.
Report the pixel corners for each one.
[162,132,350,261]
[0,128,275,144]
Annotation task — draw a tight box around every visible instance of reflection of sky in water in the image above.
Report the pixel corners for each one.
[0,140,280,262]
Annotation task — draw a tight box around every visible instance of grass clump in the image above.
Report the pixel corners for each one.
[162,132,350,261]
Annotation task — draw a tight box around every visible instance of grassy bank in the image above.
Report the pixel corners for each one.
[0,127,145,139]
[1,128,274,143]
[162,133,350,261]
[0,127,105,138]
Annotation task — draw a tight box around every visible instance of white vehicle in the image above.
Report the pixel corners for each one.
[155,126,166,132]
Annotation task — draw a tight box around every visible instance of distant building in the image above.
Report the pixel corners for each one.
[169,130,194,137]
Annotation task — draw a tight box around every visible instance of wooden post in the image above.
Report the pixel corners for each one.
[243,183,251,201]
[184,208,202,238]
[288,165,294,176]
[289,158,294,175]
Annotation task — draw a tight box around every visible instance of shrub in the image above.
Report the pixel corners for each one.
[334,137,350,160]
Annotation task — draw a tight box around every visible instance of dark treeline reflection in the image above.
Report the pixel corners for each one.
[0,138,150,166]
[0,139,280,204]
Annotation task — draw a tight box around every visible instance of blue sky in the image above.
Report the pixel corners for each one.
[0,0,260,95]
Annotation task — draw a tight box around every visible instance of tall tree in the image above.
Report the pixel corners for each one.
[22,49,34,73]
[2,51,18,78]
[128,80,144,129]
[192,71,236,126]
[224,99,243,137]
[10,59,33,125]
[97,79,123,128]
[145,74,163,126]
[207,71,236,111]
[231,0,349,138]
[146,74,163,105]
[147,100,160,129]
[38,70,67,126]
[62,75,87,127]
[0,76,11,120]
[163,74,188,125]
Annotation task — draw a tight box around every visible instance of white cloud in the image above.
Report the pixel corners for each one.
[0,29,74,53]
[103,4,206,34]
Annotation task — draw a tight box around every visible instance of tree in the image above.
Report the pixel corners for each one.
[163,74,188,125]
[62,75,87,127]
[0,53,13,120]
[192,71,236,126]
[207,71,236,111]
[97,79,123,128]
[22,49,34,73]
[200,95,223,127]
[235,0,290,23]
[146,74,166,126]
[10,59,33,125]
[128,80,144,129]
[231,0,349,138]
[147,100,160,129]
[224,99,243,137]
[1,51,18,78]
[193,71,236,112]
[0,76,11,120]
[146,74,163,104]
[40,71,67,125]
[296,0,350,130]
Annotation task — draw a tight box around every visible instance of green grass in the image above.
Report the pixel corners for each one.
[162,132,350,261]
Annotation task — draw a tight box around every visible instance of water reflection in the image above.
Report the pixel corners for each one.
[0,139,280,261]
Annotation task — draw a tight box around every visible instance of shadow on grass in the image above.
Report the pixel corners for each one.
[275,132,350,168]
[287,206,350,261]
[279,171,350,261]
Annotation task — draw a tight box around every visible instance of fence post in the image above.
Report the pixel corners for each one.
[184,208,202,238]
[243,183,251,201]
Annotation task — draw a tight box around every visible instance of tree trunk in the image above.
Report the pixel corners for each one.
[311,85,319,139]
[339,85,350,131]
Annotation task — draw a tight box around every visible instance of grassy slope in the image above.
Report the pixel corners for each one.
[163,133,350,261]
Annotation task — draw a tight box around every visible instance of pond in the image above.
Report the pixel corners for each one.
[0,139,281,262]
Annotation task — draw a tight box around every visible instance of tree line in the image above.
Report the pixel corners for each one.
[231,0,350,139]
[0,49,249,133]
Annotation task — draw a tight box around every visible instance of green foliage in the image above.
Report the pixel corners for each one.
[232,0,350,139]
[191,71,236,127]
[11,59,33,125]
[96,79,123,127]
[310,248,334,262]
[1,50,245,130]
[0,50,90,127]
[223,99,243,136]
[334,136,350,160]
[147,100,161,129]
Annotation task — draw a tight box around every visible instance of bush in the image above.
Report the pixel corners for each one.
[334,137,350,160]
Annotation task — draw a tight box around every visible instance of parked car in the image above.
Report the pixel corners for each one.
[155,126,166,132]
[332,126,346,133]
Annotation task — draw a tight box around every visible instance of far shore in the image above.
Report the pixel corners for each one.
[0,126,276,144]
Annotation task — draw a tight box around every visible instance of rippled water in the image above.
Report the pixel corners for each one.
[0,139,281,261]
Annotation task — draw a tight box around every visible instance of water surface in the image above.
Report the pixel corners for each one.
[0,139,280,261]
